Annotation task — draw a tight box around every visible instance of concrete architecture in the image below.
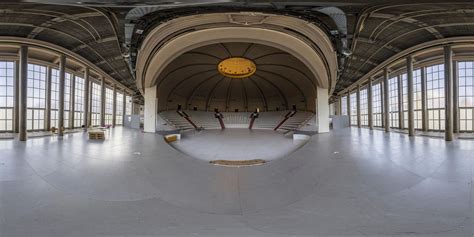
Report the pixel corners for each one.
[0,1,474,237]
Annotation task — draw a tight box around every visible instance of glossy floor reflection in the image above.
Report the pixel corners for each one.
[169,129,309,161]
[0,127,473,237]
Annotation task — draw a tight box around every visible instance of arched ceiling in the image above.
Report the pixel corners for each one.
[0,3,136,93]
[337,2,474,92]
[157,42,316,112]
[4,1,474,103]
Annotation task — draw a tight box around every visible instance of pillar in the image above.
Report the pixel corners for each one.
[383,68,390,133]
[368,77,373,129]
[444,45,454,141]
[112,84,117,127]
[69,74,76,129]
[144,85,157,133]
[407,55,415,136]
[347,92,351,125]
[100,76,105,127]
[122,89,126,125]
[337,97,342,115]
[87,80,92,126]
[45,66,52,131]
[336,98,341,115]
[18,46,28,141]
[453,60,459,133]
[14,60,20,133]
[356,85,361,128]
[397,74,403,129]
[421,67,428,131]
[58,54,66,137]
[83,68,90,128]
[317,86,330,133]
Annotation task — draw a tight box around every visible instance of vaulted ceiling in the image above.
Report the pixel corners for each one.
[157,42,316,112]
[3,1,474,103]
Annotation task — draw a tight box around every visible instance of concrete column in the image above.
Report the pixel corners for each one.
[368,77,373,129]
[112,84,117,127]
[87,80,92,126]
[18,46,28,141]
[356,85,361,128]
[444,45,454,141]
[58,54,66,136]
[45,66,52,131]
[337,97,341,115]
[453,61,459,133]
[100,76,105,127]
[83,68,90,128]
[380,80,384,124]
[383,68,390,132]
[122,89,126,125]
[397,75,403,129]
[144,85,157,133]
[407,56,415,136]
[69,74,76,128]
[317,86,330,133]
[14,60,20,133]
[421,67,428,131]
[347,92,351,125]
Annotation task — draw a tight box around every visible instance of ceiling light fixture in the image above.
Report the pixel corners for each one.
[217,57,256,79]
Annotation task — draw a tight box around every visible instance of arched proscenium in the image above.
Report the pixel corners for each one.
[140,27,333,92]
[136,13,337,94]
[137,13,336,133]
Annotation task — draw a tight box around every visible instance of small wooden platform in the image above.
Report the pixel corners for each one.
[164,134,181,143]
[209,159,266,167]
[88,130,105,140]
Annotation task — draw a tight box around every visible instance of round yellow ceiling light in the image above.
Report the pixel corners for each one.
[218,57,256,79]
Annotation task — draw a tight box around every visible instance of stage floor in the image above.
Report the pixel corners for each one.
[168,129,309,162]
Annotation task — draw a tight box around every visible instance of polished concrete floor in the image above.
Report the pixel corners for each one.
[169,129,308,161]
[0,127,473,237]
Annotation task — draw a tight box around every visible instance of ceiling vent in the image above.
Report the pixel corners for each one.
[227,13,269,26]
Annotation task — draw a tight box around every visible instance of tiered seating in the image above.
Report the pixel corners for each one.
[277,111,314,131]
[159,110,314,131]
[159,111,194,130]
[221,112,250,128]
[186,111,220,129]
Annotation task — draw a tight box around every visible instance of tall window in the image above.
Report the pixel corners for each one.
[458,61,474,131]
[63,73,72,128]
[413,69,422,129]
[401,73,408,129]
[125,95,132,115]
[389,76,399,128]
[116,92,123,125]
[341,95,347,115]
[360,88,368,126]
[350,92,357,125]
[91,82,101,126]
[27,64,46,130]
[426,64,445,130]
[0,61,14,131]
[105,87,113,125]
[74,76,85,128]
[50,69,59,128]
[372,82,383,127]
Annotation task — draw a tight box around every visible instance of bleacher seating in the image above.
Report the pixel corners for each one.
[159,110,314,132]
